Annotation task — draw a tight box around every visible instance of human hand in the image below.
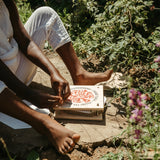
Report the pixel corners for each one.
[50,74,71,101]
[27,89,63,109]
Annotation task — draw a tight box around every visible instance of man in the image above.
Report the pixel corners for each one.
[0,0,113,154]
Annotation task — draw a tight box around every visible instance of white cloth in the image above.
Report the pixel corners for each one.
[0,1,71,92]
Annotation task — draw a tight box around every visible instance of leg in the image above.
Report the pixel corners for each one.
[56,42,113,85]
[0,7,80,154]
[24,6,71,50]
[42,7,113,84]
[24,6,112,85]
[0,88,80,154]
[15,7,80,153]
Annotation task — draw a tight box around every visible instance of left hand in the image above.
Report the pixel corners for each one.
[50,74,71,101]
[25,89,63,109]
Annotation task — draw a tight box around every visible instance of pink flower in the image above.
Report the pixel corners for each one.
[130,108,143,123]
[140,94,147,100]
[127,99,134,106]
[154,56,160,62]
[135,129,141,139]
[137,91,141,96]
[156,42,160,48]
[128,88,150,140]
[136,99,144,107]
[150,6,155,11]
[130,88,136,94]
[129,88,137,100]
[145,105,149,110]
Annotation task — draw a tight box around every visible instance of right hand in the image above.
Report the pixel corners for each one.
[50,74,71,101]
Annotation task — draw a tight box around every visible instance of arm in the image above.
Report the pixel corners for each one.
[3,0,70,99]
[0,59,62,108]
[4,0,60,76]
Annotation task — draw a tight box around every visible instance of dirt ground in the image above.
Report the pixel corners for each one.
[0,50,128,160]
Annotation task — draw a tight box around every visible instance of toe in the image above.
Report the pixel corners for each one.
[72,133,80,143]
[61,145,68,154]
[64,141,71,152]
[66,137,74,147]
[59,147,65,155]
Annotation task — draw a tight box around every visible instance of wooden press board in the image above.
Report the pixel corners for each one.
[54,110,103,120]
[54,85,104,111]
[54,85,104,120]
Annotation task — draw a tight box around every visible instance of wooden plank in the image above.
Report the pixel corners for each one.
[54,110,103,121]
[55,85,104,111]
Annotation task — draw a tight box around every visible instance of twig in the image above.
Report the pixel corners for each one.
[0,137,14,160]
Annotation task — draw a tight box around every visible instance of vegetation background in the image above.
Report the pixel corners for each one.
[2,0,160,159]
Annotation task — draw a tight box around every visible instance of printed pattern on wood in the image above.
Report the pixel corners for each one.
[55,85,104,110]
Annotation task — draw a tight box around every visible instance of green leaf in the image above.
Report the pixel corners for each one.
[151,63,159,69]
[27,150,40,160]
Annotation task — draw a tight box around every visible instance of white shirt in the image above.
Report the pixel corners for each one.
[0,0,20,92]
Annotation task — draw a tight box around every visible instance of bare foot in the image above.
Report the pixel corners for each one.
[35,114,80,154]
[73,69,113,85]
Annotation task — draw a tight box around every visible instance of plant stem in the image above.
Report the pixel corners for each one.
[0,137,14,160]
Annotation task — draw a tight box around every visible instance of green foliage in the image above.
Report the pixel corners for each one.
[73,0,160,71]
[26,0,45,9]
[15,0,160,159]
[15,0,33,24]
[27,150,40,160]
[99,152,124,160]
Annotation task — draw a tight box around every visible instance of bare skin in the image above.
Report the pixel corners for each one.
[38,115,80,153]
[1,0,80,154]
[0,0,112,155]
[56,42,113,85]
[0,88,80,154]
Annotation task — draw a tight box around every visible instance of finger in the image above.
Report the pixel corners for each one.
[47,97,60,102]
[58,83,67,100]
[47,95,61,103]
[62,84,71,100]
[48,101,62,112]
[50,96,64,106]
[43,95,62,108]
[42,101,59,109]
[47,99,59,102]
[57,85,63,97]
[48,99,63,106]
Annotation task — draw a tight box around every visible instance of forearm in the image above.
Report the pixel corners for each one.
[0,59,35,99]
[26,41,61,77]
[0,88,46,127]
[3,0,61,78]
